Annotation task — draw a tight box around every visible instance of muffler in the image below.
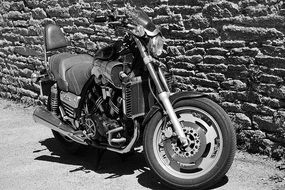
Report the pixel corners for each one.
[33,107,87,145]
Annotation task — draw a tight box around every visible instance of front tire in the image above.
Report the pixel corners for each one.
[143,97,236,190]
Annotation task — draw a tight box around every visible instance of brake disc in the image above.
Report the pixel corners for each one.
[162,121,207,168]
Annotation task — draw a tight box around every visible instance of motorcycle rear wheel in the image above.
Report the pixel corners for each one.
[143,97,236,190]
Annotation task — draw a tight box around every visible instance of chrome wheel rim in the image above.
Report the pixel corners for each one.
[153,106,223,179]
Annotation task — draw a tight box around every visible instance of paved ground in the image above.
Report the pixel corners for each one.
[0,98,285,190]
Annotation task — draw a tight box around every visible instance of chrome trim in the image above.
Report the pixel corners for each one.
[158,67,170,93]
[122,86,127,115]
[145,27,160,37]
[33,106,140,154]
[106,126,126,146]
[33,107,87,145]
[158,92,188,146]
[134,37,163,93]
[60,91,81,108]
[106,120,139,154]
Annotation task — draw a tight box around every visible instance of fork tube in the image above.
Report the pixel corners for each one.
[145,62,163,93]
[158,67,170,93]
[157,92,188,145]
[134,38,163,93]
[134,37,188,146]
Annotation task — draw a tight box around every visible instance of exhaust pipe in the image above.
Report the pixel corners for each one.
[33,107,87,145]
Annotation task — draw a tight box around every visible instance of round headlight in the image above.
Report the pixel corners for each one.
[149,35,164,57]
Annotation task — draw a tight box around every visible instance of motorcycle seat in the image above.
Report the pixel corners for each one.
[49,53,94,95]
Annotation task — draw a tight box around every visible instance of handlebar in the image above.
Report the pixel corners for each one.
[93,2,143,34]
[93,1,120,23]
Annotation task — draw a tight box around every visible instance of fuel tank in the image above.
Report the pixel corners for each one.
[92,60,123,89]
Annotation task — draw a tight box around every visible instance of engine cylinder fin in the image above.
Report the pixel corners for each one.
[96,96,103,106]
[94,96,104,112]
[62,102,75,117]
[109,99,119,114]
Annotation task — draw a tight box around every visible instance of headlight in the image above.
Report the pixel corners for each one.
[149,35,164,57]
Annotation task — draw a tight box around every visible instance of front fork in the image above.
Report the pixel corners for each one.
[134,38,188,147]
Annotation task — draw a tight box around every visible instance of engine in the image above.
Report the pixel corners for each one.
[57,56,135,147]
[83,86,126,146]
[59,83,125,147]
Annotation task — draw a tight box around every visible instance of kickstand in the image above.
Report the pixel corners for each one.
[94,148,106,170]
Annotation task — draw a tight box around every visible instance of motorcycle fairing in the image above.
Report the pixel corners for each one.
[49,53,94,95]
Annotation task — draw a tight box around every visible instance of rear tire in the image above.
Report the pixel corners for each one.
[143,97,236,190]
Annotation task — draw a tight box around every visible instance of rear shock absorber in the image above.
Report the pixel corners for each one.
[50,83,58,114]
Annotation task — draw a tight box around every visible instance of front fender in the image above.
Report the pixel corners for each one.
[142,91,206,126]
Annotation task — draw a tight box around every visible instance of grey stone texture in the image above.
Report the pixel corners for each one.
[1,0,285,159]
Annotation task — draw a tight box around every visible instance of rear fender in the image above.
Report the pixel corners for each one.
[142,91,206,126]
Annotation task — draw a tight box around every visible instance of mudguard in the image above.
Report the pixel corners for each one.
[142,91,206,126]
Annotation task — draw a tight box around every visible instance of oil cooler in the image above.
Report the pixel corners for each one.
[122,77,153,119]
[122,72,173,119]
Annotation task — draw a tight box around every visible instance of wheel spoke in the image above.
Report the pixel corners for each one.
[205,125,217,144]
[194,117,210,130]
[179,113,195,122]
[198,157,216,170]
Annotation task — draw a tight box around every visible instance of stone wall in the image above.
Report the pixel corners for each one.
[1,0,285,159]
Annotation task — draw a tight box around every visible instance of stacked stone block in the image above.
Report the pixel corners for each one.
[0,0,285,159]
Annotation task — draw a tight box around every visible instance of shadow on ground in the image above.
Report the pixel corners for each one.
[34,138,228,190]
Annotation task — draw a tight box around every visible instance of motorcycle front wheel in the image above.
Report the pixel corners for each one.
[143,97,236,190]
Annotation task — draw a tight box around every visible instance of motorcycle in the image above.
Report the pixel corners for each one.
[32,2,236,189]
